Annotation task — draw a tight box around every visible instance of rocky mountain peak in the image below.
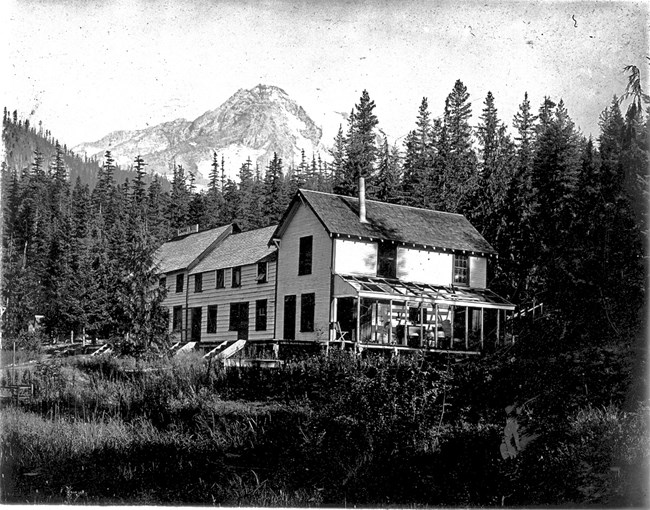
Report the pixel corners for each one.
[73,85,326,183]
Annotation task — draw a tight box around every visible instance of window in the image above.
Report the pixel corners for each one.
[172,306,183,332]
[159,277,166,289]
[377,242,397,278]
[175,274,184,293]
[207,305,218,334]
[298,236,313,275]
[255,299,267,331]
[454,254,469,285]
[300,293,315,332]
[232,266,241,288]
[194,273,203,293]
[229,302,248,331]
[257,261,267,284]
[216,269,225,289]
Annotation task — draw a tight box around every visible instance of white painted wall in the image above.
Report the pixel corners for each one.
[333,239,377,276]
[396,247,453,285]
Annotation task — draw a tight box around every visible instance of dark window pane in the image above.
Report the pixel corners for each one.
[255,299,267,331]
[229,302,249,331]
[207,305,218,334]
[176,274,184,293]
[232,267,241,288]
[257,261,267,284]
[300,293,315,332]
[172,306,183,331]
[216,269,224,289]
[377,242,397,278]
[194,273,203,293]
[298,236,313,275]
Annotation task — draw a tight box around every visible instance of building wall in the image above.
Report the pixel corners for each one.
[161,270,188,337]
[396,247,453,285]
[185,259,277,343]
[275,203,332,341]
[333,239,376,275]
[332,241,488,289]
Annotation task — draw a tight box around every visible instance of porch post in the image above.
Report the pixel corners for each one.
[496,309,501,346]
[330,298,338,342]
[450,306,454,348]
[388,300,392,345]
[434,304,439,349]
[481,308,485,350]
[356,296,361,349]
[465,306,468,350]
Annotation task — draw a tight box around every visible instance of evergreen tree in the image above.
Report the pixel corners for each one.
[343,90,379,196]
[437,80,478,213]
[262,152,288,224]
[372,135,401,203]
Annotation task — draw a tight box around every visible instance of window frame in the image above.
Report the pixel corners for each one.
[257,261,267,284]
[300,292,315,332]
[255,299,267,331]
[232,266,242,288]
[175,273,184,293]
[194,273,203,293]
[229,302,248,331]
[377,242,397,278]
[453,254,470,286]
[216,268,225,289]
[172,306,183,332]
[298,236,313,276]
[207,305,218,334]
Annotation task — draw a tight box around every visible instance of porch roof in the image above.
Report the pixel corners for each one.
[334,274,516,310]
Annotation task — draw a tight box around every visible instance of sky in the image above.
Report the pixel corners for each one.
[2,0,648,149]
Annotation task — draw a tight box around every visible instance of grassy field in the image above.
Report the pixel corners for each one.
[1,335,648,506]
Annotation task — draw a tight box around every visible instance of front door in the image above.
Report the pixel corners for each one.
[191,307,202,342]
[284,295,296,340]
[237,302,249,340]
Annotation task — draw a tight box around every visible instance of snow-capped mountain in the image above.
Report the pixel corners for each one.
[74,85,328,182]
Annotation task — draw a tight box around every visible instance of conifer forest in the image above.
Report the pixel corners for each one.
[1,70,648,506]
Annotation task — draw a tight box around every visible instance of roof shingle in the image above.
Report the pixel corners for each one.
[155,224,232,274]
[294,190,495,254]
[190,225,277,275]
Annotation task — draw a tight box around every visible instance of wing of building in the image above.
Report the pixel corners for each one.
[156,184,515,354]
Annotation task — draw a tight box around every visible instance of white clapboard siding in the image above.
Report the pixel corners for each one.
[185,259,277,343]
[275,202,332,342]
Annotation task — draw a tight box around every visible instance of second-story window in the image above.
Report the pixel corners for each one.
[159,277,166,289]
[453,254,469,285]
[257,261,267,284]
[216,269,225,289]
[377,242,397,278]
[298,236,313,275]
[232,266,242,288]
[176,274,184,293]
[194,273,203,293]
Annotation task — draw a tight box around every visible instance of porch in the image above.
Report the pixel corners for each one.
[330,274,516,353]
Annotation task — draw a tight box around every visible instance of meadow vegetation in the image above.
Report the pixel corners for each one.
[1,320,647,506]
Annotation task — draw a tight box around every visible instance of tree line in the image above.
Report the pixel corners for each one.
[1,71,647,345]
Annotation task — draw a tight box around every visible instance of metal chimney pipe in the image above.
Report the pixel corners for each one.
[358,176,368,223]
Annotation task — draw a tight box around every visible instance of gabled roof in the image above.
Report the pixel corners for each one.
[155,224,233,274]
[273,189,495,255]
[190,225,278,275]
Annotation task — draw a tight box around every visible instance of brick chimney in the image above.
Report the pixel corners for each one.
[358,176,368,223]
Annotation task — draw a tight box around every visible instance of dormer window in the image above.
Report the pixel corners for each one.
[377,242,397,278]
[453,254,469,285]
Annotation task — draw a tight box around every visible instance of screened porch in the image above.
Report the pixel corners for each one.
[330,275,516,353]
